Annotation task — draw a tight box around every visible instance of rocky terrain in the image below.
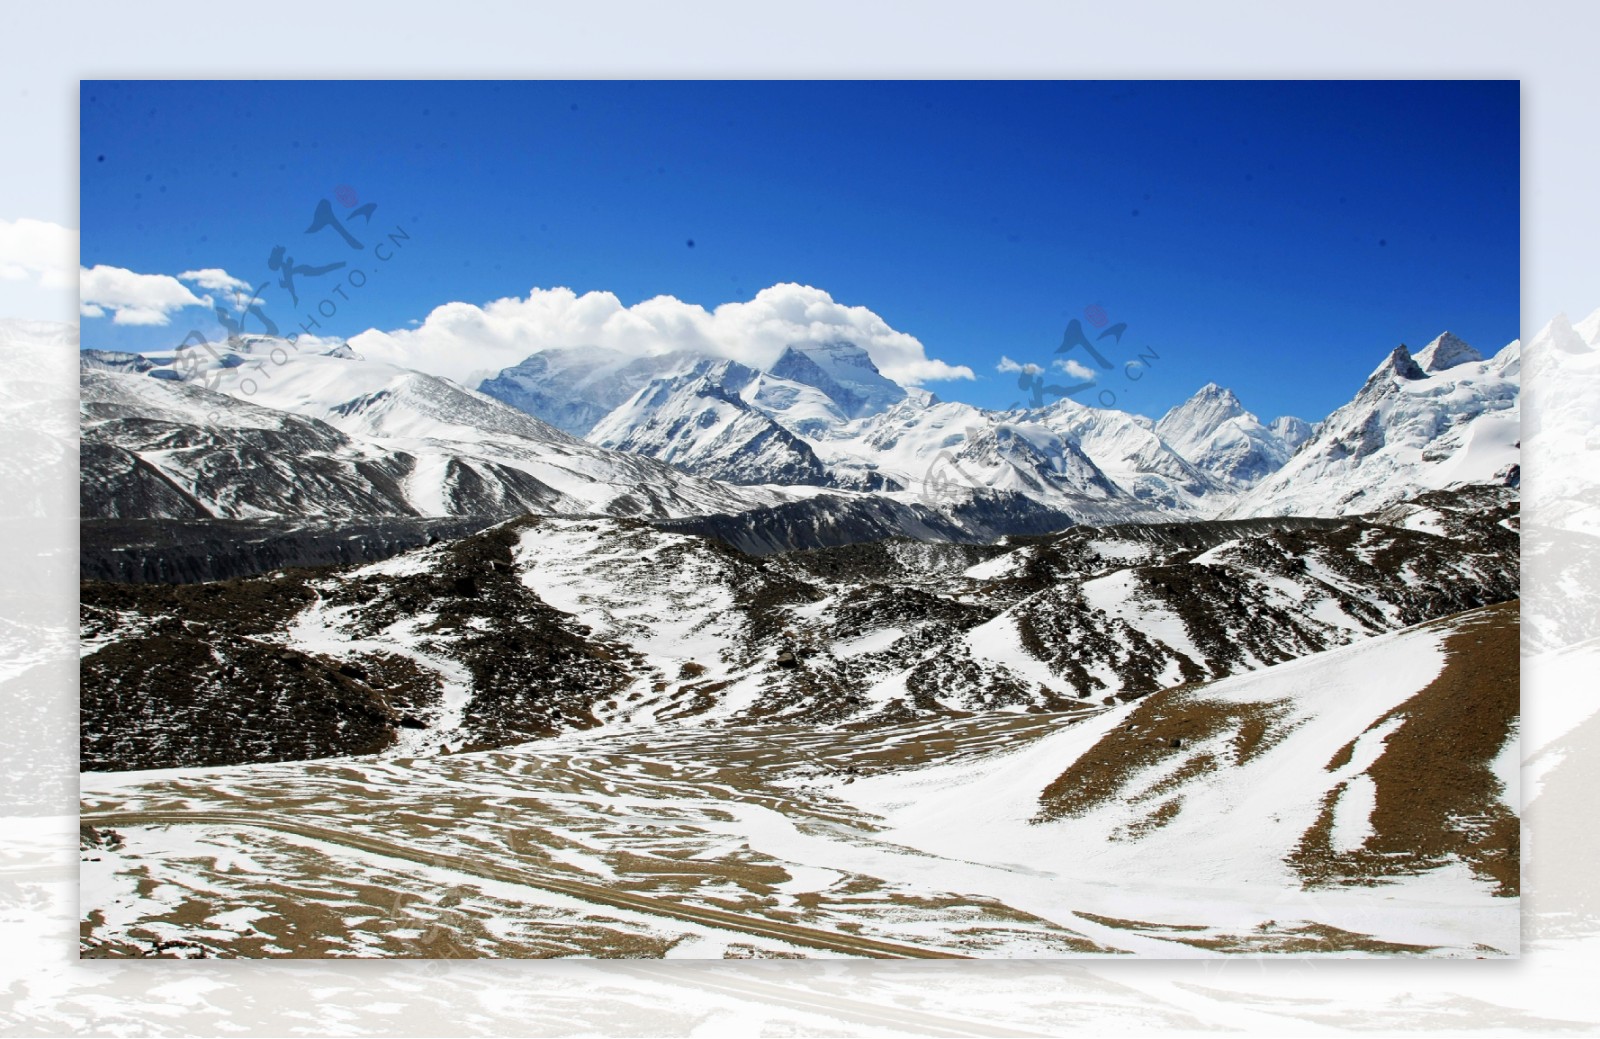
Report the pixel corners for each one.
[81,484,1517,771]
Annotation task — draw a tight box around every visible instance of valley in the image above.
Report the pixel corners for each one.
[76,323,1527,959]
[79,603,1518,959]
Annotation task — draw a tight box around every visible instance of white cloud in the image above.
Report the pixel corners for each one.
[180,268,253,295]
[0,217,77,288]
[80,264,211,326]
[1053,357,1097,381]
[348,283,975,388]
[996,355,1044,376]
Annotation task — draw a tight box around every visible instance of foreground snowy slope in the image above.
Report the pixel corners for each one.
[80,599,1517,958]
[827,599,1517,954]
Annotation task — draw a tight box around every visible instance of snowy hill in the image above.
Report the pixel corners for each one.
[833,599,1517,954]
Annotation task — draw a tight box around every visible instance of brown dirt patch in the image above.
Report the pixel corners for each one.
[1288,601,1520,895]
[1036,692,1295,822]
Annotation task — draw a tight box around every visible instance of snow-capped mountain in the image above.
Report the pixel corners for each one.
[1520,309,1600,653]
[1035,397,1224,512]
[79,339,1134,553]
[78,348,157,375]
[476,339,905,437]
[1153,383,1305,489]
[767,340,906,418]
[1413,330,1482,373]
[84,320,1521,545]
[2,320,79,522]
[1225,333,1520,519]
[547,337,1191,520]
[81,343,796,523]
[484,338,1217,517]
[586,359,867,488]
[1270,414,1315,450]
[476,337,1317,521]
[476,346,703,436]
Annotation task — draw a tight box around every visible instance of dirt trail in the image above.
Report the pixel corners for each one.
[81,809,968,960]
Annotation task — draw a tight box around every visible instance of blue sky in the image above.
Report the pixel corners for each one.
[80,80,1518,422]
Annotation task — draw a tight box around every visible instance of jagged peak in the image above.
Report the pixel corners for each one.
[776,338,879,369]
[1154,381,1250,446]
[1192,380,1237,400]
[1269,414,1314,450]
[1577,305,1600,348]
[769,339,904,419]
[1368,344,1428,383]
[1413,331,1481,373]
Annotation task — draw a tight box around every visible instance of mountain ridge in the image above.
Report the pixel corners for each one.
[82,323,1520,539]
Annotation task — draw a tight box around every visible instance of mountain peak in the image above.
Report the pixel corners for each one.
[1371,344,1428,383]
[1413,332,1482,373]
[1269,415,1314,451]
[1156,382,1248,442]
[768,340,904,419]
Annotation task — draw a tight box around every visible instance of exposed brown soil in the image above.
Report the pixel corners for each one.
[1035,692,1295,822]
[1288,600,1520,895]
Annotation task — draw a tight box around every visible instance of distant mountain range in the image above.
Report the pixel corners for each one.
[80,326,1521,552]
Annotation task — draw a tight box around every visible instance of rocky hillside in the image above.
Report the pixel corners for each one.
[81,483,1518,771]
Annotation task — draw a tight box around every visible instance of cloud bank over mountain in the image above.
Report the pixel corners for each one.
[348,282,976,389]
